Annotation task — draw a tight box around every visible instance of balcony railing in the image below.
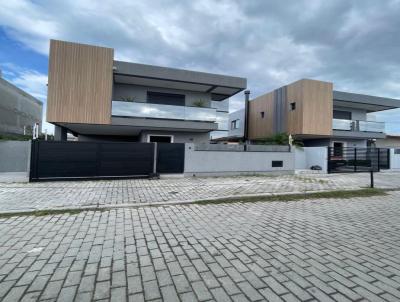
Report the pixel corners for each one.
[112,101,217,122]
[333,119,385,133]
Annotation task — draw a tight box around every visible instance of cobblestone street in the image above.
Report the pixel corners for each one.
[1,191,400,301]
[1,172,400,212]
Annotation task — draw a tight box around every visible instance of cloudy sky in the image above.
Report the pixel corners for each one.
[1,0,400,134]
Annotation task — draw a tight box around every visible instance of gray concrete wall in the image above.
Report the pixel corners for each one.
[0,78,43,135]
[0,141,31,172]
[113,83,212,107]
[184,143,294,176]
[376,137,400,148]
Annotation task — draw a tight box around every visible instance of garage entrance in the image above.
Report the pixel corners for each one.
[30,141,185,181]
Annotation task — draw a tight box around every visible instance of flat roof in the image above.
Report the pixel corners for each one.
[333,90,400,112]
[113,61,247,101]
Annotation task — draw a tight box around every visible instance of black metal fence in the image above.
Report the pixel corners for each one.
[30,141,185,181]
[328,147,390,173]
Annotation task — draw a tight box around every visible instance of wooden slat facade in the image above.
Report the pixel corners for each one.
[47,40,114,124]
[248,91,275,139]
[248,79,333,139]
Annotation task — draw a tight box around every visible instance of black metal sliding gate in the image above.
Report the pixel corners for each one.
[30,141,185,181]
[327,147,390,173]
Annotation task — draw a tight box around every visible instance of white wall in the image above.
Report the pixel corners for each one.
[333,106,367,121]
[294,147,328,173]
[228,109,245,138]
[184,143,294,176]
[390,149,400,171]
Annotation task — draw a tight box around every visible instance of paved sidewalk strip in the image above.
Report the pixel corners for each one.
[1,192,400,301]
[1,172,399,212]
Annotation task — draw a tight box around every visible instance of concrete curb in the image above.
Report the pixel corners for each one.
[0,187,383,215]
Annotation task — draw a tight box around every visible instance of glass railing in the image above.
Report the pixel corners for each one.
[332,119,385,133]
[358,120,385,133]
[332,119,352,130]
[112,101,217,122]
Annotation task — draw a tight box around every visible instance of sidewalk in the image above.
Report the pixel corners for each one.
[1,172,399,213]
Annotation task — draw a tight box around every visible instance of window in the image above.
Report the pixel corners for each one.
[260,112,265,118]
[147,135,173,143]
[272,160,283,167]
[147,91,185,106]
[230,119,241,130]
[333,110,352,120]
[290,102,296,111]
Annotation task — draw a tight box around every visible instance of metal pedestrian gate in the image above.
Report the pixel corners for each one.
[156,143,185,174]
[30,141,185,181]
[327,147,390,173]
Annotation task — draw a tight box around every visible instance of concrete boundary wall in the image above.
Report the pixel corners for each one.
[184,143,294,176]
[0,140,31,172]
[295,147,328,173]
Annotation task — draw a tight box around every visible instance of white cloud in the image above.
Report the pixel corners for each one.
[0,0,400,134]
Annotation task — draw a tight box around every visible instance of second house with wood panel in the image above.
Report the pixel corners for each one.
[228,79,400,149]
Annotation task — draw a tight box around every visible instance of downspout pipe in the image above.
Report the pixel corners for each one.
[243,90,250,143]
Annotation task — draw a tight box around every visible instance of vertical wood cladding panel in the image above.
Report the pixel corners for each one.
[286,80,304,135]
[248,91,275,139]
[301,79,333,135]
[286,79,333,136]
[47,40,114,124]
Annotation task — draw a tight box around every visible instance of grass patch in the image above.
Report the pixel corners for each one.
[0,208,108,219]
[194,188,387,205]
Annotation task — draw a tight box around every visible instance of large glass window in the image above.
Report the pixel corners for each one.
[147,91,185,106]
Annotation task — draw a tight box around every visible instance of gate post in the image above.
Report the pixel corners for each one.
[377,148,381,172]
[354,148,357,172]
[327,147,331,173]
[153,142,158,174]
[29,140,38,182]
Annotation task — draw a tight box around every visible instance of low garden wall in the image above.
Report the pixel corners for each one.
[184,143,295,176]
[0,140,31,172]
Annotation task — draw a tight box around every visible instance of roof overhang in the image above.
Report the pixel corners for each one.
[113,61,247,101]
[333,90,400,112]
[56,117,217,137]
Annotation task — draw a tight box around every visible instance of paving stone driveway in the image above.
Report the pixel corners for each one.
[1,172,400,212]
[1,192,400,301]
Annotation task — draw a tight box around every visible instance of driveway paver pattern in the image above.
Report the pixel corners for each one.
[1,172,400,212]
[1,191,400,301]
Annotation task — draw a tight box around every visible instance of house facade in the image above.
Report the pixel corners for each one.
[228,79,399,148]
[47,40,246,143]
[0,75,43,136]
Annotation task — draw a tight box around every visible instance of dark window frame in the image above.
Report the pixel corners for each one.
[333,110,352,120]
[260,112,265,118]
[290,102,296,111]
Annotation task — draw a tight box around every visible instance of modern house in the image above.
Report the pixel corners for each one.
[0,73,43,136]
[228,79,400,148]
[47,40,246,143]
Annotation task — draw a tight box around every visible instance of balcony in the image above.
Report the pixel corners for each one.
[332,119,385,133]
[112,101,217,122]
